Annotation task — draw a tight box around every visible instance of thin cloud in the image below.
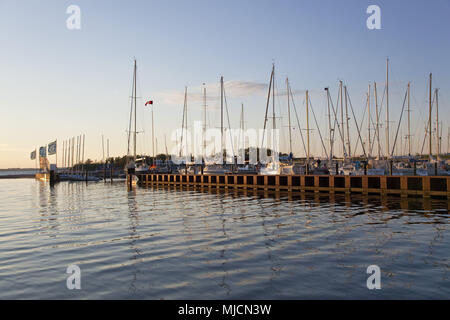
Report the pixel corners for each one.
[153,80,268,106]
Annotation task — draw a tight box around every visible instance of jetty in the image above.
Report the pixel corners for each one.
[130,173,449,199]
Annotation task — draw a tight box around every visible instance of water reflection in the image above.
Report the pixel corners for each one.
[0,179,448,299]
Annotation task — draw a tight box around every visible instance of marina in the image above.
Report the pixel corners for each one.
[1,1,450,302]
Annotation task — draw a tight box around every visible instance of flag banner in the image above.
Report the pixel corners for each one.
[30,150,36,160]
[48,141,57,155]
[39,146,46,158]
[145,100,153,106]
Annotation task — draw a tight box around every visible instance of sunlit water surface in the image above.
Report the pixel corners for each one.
[0,179,448,299]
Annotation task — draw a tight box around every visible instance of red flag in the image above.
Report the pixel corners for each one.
[145,100,153,106]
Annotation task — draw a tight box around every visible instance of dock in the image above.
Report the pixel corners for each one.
[131,173,450,199]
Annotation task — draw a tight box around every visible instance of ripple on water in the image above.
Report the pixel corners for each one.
[0,179,448,299]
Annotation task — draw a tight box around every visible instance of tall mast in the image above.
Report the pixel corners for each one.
[220,76,224,162]
[344,86,351,159]
[286,78,292,156]
[203,84,207,159]
[407,82,411,156]
[429,73,432,160]
[82,134,85,165]
[152,102,155,162]
[185,87,188,159]
[179,86,187,157]
[272,65,276,162]
[133,59,137,161]
[326,88,333,161]
[386,57,390,159]
[435,88,439,158]
[240,103,244,152]
[340,81,345,159]
[306,90,310,165]
[367,83,371,158]
[261,65,274,152]
[374,82,381,159]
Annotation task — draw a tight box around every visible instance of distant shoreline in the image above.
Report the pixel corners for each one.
[0,175,35,179]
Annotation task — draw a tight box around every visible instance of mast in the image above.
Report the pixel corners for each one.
[179,86,187,157]
[185,87,188,159]
[240,103,244,152]
[340,81,345,159]
[82,134,85,165]
[286,78,292,156]
[429,73,432,160]
[326,88,333,162]
[261,65,274,154]
[344,86,351,159]
[386,57,390,159]
[272,65,276,162]
[133,59,137,161]
[367,83,371,158]
[306,90,310,165]
[435,88,439,158]
[152,102,155,163]
[164,135,168,158]
[102,134,105,163]
[374,82,381,159]
[220,76,224,163]
[407,82,411,156]
[203,84,206,159]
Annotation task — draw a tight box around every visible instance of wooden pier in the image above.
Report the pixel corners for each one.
[131,174,450,199]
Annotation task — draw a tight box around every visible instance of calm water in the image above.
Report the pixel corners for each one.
[0,178,449,299]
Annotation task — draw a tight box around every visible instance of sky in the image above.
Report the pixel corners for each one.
[0,0,449,168]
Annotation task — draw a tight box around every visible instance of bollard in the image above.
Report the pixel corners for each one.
[49,170,55,187]
[434,162,438,176]
[336,162,339,175]
[413,162,416,175]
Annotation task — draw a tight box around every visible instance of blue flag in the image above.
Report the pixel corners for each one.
[48,141,57,155]
[30,150,36,160]
[39,146,46,157]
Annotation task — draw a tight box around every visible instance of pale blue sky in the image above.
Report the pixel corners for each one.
[0,0,449,167]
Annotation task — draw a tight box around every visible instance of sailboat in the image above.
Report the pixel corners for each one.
[259,64,282,175]
[125,59,149,181]
[203,76,233,175]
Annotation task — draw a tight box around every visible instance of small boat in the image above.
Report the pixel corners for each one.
[204,164,231,174]
[237,165,258,174]
[259,162,281,175]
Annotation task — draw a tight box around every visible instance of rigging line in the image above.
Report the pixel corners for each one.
[307,95,328,159]
[352,95,368,156]
[179,87,187,157]
[223,85,235,158]
[261,67,274,150]
[391,88,408,157]
[127,63,135,157]
[420,90,436,155]
[290,86,307,157]
[329,87,347,157]
[346,88,367,158]
[330,88,339,148]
